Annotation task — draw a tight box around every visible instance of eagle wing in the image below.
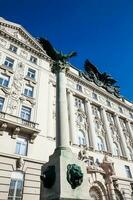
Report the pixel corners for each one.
[38,38,59,61]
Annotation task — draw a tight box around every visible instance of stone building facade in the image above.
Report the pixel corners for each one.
[0,17,133,200]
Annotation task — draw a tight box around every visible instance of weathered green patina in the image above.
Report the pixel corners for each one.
[40,165,56,188]
[38,37,76,75]
[81,59,121,98]
[67,164,83,189]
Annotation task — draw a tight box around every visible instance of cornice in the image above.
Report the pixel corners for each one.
[0,29,51,63]
[67,71,133,111]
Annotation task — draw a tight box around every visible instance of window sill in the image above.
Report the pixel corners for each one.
[0,64,14,74]
[24,76,37,84]
[20,94,36,105]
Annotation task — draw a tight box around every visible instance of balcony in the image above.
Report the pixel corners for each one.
[0,111,40,143]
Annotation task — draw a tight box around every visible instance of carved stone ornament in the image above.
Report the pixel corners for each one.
[40,165,56,188]
[67,164,83,189]
[7,62,25,115]
[16,157,24,170]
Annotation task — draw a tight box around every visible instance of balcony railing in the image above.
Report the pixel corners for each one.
[0,111,40,143]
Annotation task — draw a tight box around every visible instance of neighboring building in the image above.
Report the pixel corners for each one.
[0,17,133,200]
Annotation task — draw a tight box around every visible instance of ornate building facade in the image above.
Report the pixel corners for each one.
[0,17,133,200]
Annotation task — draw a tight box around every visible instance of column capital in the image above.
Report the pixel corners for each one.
[52,61,70,74]
[66,88,75,95]
[85,98,92,104]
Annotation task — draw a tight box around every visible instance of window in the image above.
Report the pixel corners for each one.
[106,100,111,107]
[75,97,83,109]
[24,85,33,97]
[9,44,17,53]
[92,92,98,100]
[4,57,14,68]
[0,97,4,111]
[97,136,104,151]
[15,137,28,156]
[76,84,82,92]
[113,143,119,156]
[8,171,24,200]
[125,165,132,178]
[21,106,31,121]
[0,73,10,87]
[118,106,123,113]
[30,55,37,64]
[77,130,86,146]
[129,112,133,119]
[27,68,36,80]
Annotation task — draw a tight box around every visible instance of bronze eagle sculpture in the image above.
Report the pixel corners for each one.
[38,37,77,63]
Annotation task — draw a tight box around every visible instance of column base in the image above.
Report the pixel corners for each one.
[40,147,90,200]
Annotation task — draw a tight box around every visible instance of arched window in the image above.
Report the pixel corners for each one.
[8,171,24,200]
[97,137,104,151]
[77,130,86,146]
[113,143,119,156]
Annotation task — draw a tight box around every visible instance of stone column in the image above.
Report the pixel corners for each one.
[85,99,97,150]
[47,81,54,138]
[56,68,69,148]
[114,115,130,159]
[100,107,114,154]
[67,89,77,144]
[126,120,133,141]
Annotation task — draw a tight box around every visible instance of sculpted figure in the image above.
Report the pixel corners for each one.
[38,37,77,64]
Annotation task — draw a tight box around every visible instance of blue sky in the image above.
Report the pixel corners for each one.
[1,0,133,101]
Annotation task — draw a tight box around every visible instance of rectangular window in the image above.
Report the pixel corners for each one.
[15,137,28,156]
[0,74,10,87]
[76,84,82,92]
[24,85,33,97]
[75,97,83,109]
[8,172,24,200]
[30,55,37,64]
[92,92,98,100]
[125,165,132,178]
[4,57,14,68]
[0,97,4,111]
[118,106,123,113]
[27,68,36,80]
[9,44,17,53]
[21,106,31,121]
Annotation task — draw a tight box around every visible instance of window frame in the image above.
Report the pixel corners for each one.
[15,137,28,156]
[9,44,18,53]
[8,171,24,200]
[27,68,36,80]
[4,56,14,68]
[24,84,34,97]
[125,165,132,178]
[0,97,4,111]
[21,106,31,121]
[0,73,10,87]
[30,55,37,64]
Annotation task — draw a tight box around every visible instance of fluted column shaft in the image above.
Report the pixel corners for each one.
[100,107,114,154]
[126,121,133,141]
[114,115,130,159]
[85,99,97,150]
[56,70,69,148]
[47,81,54,138]
[67,90,77,144]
